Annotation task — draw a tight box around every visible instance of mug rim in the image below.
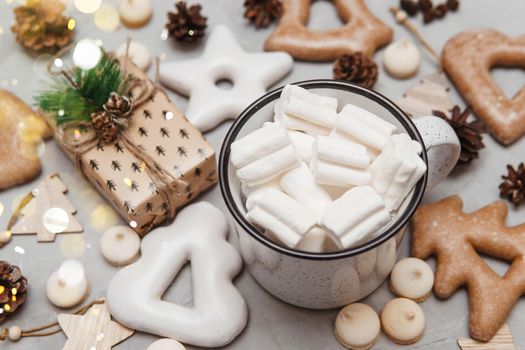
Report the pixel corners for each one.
[219,79,428,260]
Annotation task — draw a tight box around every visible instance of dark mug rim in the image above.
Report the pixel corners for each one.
[219,80,428,260]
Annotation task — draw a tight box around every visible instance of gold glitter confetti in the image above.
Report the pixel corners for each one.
[67,18,76,31]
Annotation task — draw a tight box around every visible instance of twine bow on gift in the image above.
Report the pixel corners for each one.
[38,42,187,232]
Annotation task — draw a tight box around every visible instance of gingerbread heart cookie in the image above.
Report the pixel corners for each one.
[412,195,525,342]
[264,0,392,61]
[442,29,525,145]
[0,90,49,190]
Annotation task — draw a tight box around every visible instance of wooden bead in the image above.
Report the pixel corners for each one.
[8,326,21,341]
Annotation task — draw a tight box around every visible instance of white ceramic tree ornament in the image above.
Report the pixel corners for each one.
[159,24,293,132]
[107,202,248,347]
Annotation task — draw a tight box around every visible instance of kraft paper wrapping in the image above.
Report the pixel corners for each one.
[58,60,217,235]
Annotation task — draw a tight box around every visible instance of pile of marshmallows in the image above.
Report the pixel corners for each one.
[230,85,427,252]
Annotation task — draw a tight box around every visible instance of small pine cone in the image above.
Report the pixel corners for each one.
[104,93,132,118]
[0,261,28,323]
[11,0,73,53]
[447,0,459,11]
[91,111,119,144]
[500,163,525,206]
[418,0,433,11]
[166,1,207,43]
[423,9,434,23]
[433,3,448,18]
[333,53,378,89]
[400,0,418,16]
[244,0,283,28]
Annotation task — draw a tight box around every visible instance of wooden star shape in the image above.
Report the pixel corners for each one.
[264,0,392,61]
[159,24,293,132]
[458,323,516,350]
[58,300,134,350]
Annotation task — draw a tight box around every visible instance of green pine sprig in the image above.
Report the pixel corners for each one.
[35,52,130,125]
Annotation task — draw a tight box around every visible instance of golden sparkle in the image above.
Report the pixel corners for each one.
[67,18,76,31]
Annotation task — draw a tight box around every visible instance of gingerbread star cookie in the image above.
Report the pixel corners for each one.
[0,89,51,190]
[412,195,525,342]
[442,29,525,145]
[264,0,392,61]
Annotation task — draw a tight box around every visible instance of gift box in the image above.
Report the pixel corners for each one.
[58,60,217,235]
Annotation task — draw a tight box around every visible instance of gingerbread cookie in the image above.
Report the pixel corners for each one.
[264,0,392,61]
[442,29,525,145]
[0,90,50,190]
[412,195,525,341]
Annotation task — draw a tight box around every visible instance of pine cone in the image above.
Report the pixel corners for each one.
[166,1,207,43]
[11,0,74,52]
[91,111,118,144]
[0,261,28,323]
[447,0,459,11]
[500,163,525,206]
[418,0,433,11]
[333,53,378,89]
[104,93,132,118]
[400,0,418,16]
[433,3,448,18]
[244,0,283,28]
[432,106,486,164]
[422,9,434,23]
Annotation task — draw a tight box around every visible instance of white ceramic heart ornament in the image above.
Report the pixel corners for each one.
[106,202,247,347]
[159,24,293,132]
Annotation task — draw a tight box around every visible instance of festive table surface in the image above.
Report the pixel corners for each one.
[1,0,525,349]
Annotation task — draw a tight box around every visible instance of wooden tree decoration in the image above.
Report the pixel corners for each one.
[10,173,83,242]
[397,71,455,117]
[412,196,525,342]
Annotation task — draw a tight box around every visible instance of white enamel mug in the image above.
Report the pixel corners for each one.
[219,80,460,309]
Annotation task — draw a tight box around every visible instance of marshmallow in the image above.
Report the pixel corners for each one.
[274,85,338,136]
[320,186,390,248]
[231,123,301,186]
[242,178,282,211]
[288,130,315,162]
[331,104,397,157]
[370,134,426,211]
[296,227,343,253]
[275,112,331,136]
[281,84,338,110]
[310,135,371,188]
[280,162,332,216]
[247,188,316,248]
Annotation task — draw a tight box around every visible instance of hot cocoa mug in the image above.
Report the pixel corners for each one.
[219,80,460,309]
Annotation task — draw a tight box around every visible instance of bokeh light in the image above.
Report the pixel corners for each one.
[73,39,102,70]
[73,0,101,14]
[94,4,120,32]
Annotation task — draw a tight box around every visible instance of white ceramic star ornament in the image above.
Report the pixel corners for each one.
[159,24,293,132]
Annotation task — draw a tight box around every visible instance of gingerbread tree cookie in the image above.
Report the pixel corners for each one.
[411,196,525,341]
